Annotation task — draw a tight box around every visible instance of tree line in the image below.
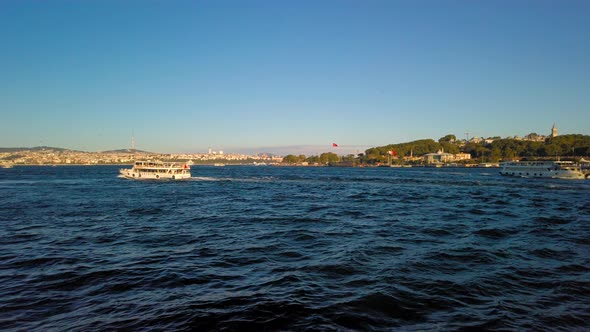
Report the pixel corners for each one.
[282,134,590,165]
[282,152,342,164]
[461,134,590,162]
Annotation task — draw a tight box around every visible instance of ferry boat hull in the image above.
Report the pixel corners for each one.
[119,161,191,180]
[499,161,587,180]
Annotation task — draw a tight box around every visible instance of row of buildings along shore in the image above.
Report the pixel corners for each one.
[0,148,283,165]
[0,147,475,166]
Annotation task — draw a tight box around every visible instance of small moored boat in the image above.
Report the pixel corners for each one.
[120,160,191,180]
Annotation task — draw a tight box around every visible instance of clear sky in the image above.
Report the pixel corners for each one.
[1,1,589,154]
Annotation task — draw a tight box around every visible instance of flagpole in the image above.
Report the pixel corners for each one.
[332,143,339,164]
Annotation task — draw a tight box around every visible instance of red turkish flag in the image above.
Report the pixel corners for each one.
[332,143,338,147]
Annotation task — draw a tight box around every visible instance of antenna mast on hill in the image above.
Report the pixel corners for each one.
[131,132,136,151]
[465,131,470,142]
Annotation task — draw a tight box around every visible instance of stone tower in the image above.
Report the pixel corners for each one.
[551,123,558,138]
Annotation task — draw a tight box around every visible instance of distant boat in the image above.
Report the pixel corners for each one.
[425,162,444,168]
[499,160,588,179]
[0,163,14,169]
[213,163,225,167]
[478,163,499,168]
[119,160,191,180]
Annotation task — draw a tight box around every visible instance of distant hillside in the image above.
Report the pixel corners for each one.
[362,134,590,164]
[0,146,155,154]
[0,146,83,153]
[100,149,155,154]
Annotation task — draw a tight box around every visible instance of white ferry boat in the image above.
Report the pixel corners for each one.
[499,160,588,179]
[119,160,191,180]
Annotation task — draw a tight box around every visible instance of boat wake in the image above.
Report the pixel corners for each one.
[190,176,223,181]
[190,176,276,182]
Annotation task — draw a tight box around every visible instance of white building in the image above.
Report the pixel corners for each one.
[423,150,455,163]
[454,153,471,161]
[422,151,472,164]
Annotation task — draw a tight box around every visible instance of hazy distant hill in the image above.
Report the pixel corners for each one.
[100,149,155,154]
[0,146,154,154]
[0,146,83,153]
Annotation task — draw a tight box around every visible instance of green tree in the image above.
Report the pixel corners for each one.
[439,134,457,143]
[490,147,502,162]
[282,155,299,164]
[542,144,560,158]
[319,152,339,164]
[363,147,385,164]
[342,154,356,162]
[440,142,459,154]
[306,155,320,163]
[503,148,516,160]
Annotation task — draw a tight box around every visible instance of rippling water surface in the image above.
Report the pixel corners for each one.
[1,166,589,331]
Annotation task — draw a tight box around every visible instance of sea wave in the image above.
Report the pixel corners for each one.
[1,166,589,330]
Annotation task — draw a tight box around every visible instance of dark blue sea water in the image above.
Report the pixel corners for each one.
[1,165,589,331]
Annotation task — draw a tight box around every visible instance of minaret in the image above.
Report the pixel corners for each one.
[131,133,136,150]
[551,123,558,138]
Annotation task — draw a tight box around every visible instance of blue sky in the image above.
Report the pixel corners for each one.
[1,1,588,154]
